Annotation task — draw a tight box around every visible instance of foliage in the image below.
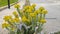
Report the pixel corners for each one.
[0,0,18,7]
[2,3,48,34]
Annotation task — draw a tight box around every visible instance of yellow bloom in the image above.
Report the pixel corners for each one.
[24,6,33,12]
[29,6,34,10]
[39,6,45,11]
[30,13,36,17]
[22,16,28,22]
[40,19,46,24]
[13,11,18,17]
[24,6,30,9]
[26,9,32,13]
[34,10,40,14]
[14,4,20,8]
[4,16,12,21]
[2,22,10,28]
[31,4,36,8]
[13,11,18,15]
[42,10,48,14]
[13,18,20,23]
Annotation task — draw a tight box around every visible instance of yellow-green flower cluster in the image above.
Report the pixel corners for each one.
[2,12,20,31]
[22,16,29,22]
[2,22,10,28]
[34,10,41,14]
[2,21,17,31]
[14,4,20,8]
[39,6,45,11]
[13,11,19,18]
[30,13,36,17]
[42,10,48,14]
[13,18,20,23]
[24,6,33,12]
[3,16,12,21]
[2,4,48,32]
[40,19,46,24]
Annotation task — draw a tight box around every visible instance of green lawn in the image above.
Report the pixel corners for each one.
[0,0,18,7]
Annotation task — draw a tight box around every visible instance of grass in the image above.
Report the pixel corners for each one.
[0,0,18,7]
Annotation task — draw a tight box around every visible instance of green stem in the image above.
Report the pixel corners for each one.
[17,8,20,16]
[43,14,45,19]
[40,14,42,20]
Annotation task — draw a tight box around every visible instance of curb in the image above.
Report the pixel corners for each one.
[0,1,19,11]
